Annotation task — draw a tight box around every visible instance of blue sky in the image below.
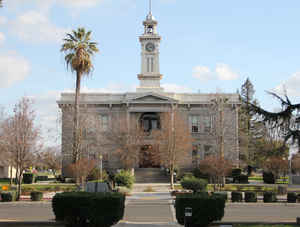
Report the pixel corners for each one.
[0,0,300,146]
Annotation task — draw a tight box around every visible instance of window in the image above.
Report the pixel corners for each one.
[192,145,198,166]
[189,115,212,133]
[204,145,212,157]
[203,116,212,133]
[189,115,201,133]
[150,57,154,72]
[100,115,108,131]
[147,58,150,72]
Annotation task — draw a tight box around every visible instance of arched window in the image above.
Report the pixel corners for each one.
[140,113,160,132]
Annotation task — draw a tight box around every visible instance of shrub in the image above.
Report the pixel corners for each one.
[263,192,277,203]
[213,191,228,201]
[175,193,226,227]
[180,176,207,193]
[245,192,257,202]
[287,192,297,203]
[23,173,35,184]
[263,171,275,184]
[114,170,135,189]
[87,168,109,182]
[193,168,209,180]
[231,191,243,202]
[52,192,125,227]
[30,191,43,201]
[231,168,242,177]
[36,175,48,181]
[1,191,16,202]
[237,174,249,184]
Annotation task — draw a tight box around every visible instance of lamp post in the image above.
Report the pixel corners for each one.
[99,154,103,181]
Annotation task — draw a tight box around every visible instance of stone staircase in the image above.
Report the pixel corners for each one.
[134,168,169,183]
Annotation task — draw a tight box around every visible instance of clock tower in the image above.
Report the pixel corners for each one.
[137,3,163,92]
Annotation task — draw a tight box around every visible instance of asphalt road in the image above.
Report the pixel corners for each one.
[1,193,300,224]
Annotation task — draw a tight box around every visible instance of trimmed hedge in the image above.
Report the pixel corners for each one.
[181,177,208,193]
[236,174,249,184]
[231,168,242,177]
[175,193,226,227]
[231,191,243,202]
[30,191,43,201]
[213,191,228,201]
[263,192,277,203]
[245,191,257,202]
[52,192,125,227]
[35,175,48,181]
[287,192,297,203]
[263,171,275,184]
[23,173,35,184]
[1,191,16,202]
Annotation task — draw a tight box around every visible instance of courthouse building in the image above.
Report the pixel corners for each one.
[58,9,240,176]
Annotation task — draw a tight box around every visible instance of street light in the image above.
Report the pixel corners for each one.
[99,154,103,181]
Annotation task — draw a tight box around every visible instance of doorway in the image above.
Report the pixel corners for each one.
[139,145,160,168]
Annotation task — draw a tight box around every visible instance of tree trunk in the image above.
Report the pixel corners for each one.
[10,166,13,185]
[17,171,22,201]
[72,70,82,163]
[170,166,174,190]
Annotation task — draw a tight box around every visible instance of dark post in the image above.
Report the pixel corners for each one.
[184,207,192,227]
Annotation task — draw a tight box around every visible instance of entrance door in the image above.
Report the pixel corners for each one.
[139,145,160,168]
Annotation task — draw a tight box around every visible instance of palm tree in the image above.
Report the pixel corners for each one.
[61,27,99,163]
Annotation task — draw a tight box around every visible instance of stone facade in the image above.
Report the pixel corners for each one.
[57,10,240,176]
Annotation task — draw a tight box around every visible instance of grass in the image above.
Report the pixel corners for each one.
[0,183,76,194]
[174,183,300,193]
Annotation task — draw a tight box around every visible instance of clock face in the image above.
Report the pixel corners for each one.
[145,42,155,52]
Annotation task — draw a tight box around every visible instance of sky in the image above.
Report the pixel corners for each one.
[0,0,300,146]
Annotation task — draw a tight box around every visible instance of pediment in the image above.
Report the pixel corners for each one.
[127,92,178,103]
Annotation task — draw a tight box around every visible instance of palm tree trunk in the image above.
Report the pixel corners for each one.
[72,70,82,163]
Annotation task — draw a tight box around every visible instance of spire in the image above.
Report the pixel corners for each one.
[146,0,155,21]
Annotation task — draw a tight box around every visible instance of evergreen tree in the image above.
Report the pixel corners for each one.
[250,92,300,153]
[239,78,261,164]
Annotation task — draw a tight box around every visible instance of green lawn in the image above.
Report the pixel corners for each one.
[0,183,76,194]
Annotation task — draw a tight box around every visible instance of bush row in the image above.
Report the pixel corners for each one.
[52,192,125,227]
[229,191,298,203]
[0,191,44,202]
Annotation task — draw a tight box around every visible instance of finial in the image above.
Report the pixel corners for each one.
[149,0,152,14]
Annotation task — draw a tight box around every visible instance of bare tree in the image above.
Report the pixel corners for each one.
[103,115,146,170]
[153,108,194,189]
[264,156,289,181]
[68,158,96,185]
[198,155,233,191]
[40,146,62,176]
[291,154,300,175]
[0,98,41,200]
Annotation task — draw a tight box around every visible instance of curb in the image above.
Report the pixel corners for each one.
[0,222,63,226]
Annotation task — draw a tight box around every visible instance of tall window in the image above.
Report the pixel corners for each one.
[147,58,150,72]
[189,115,201,133]
[100,115,108,131]
[192,145,198,167]
[150,57,154,72]
[189,115,212,133]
